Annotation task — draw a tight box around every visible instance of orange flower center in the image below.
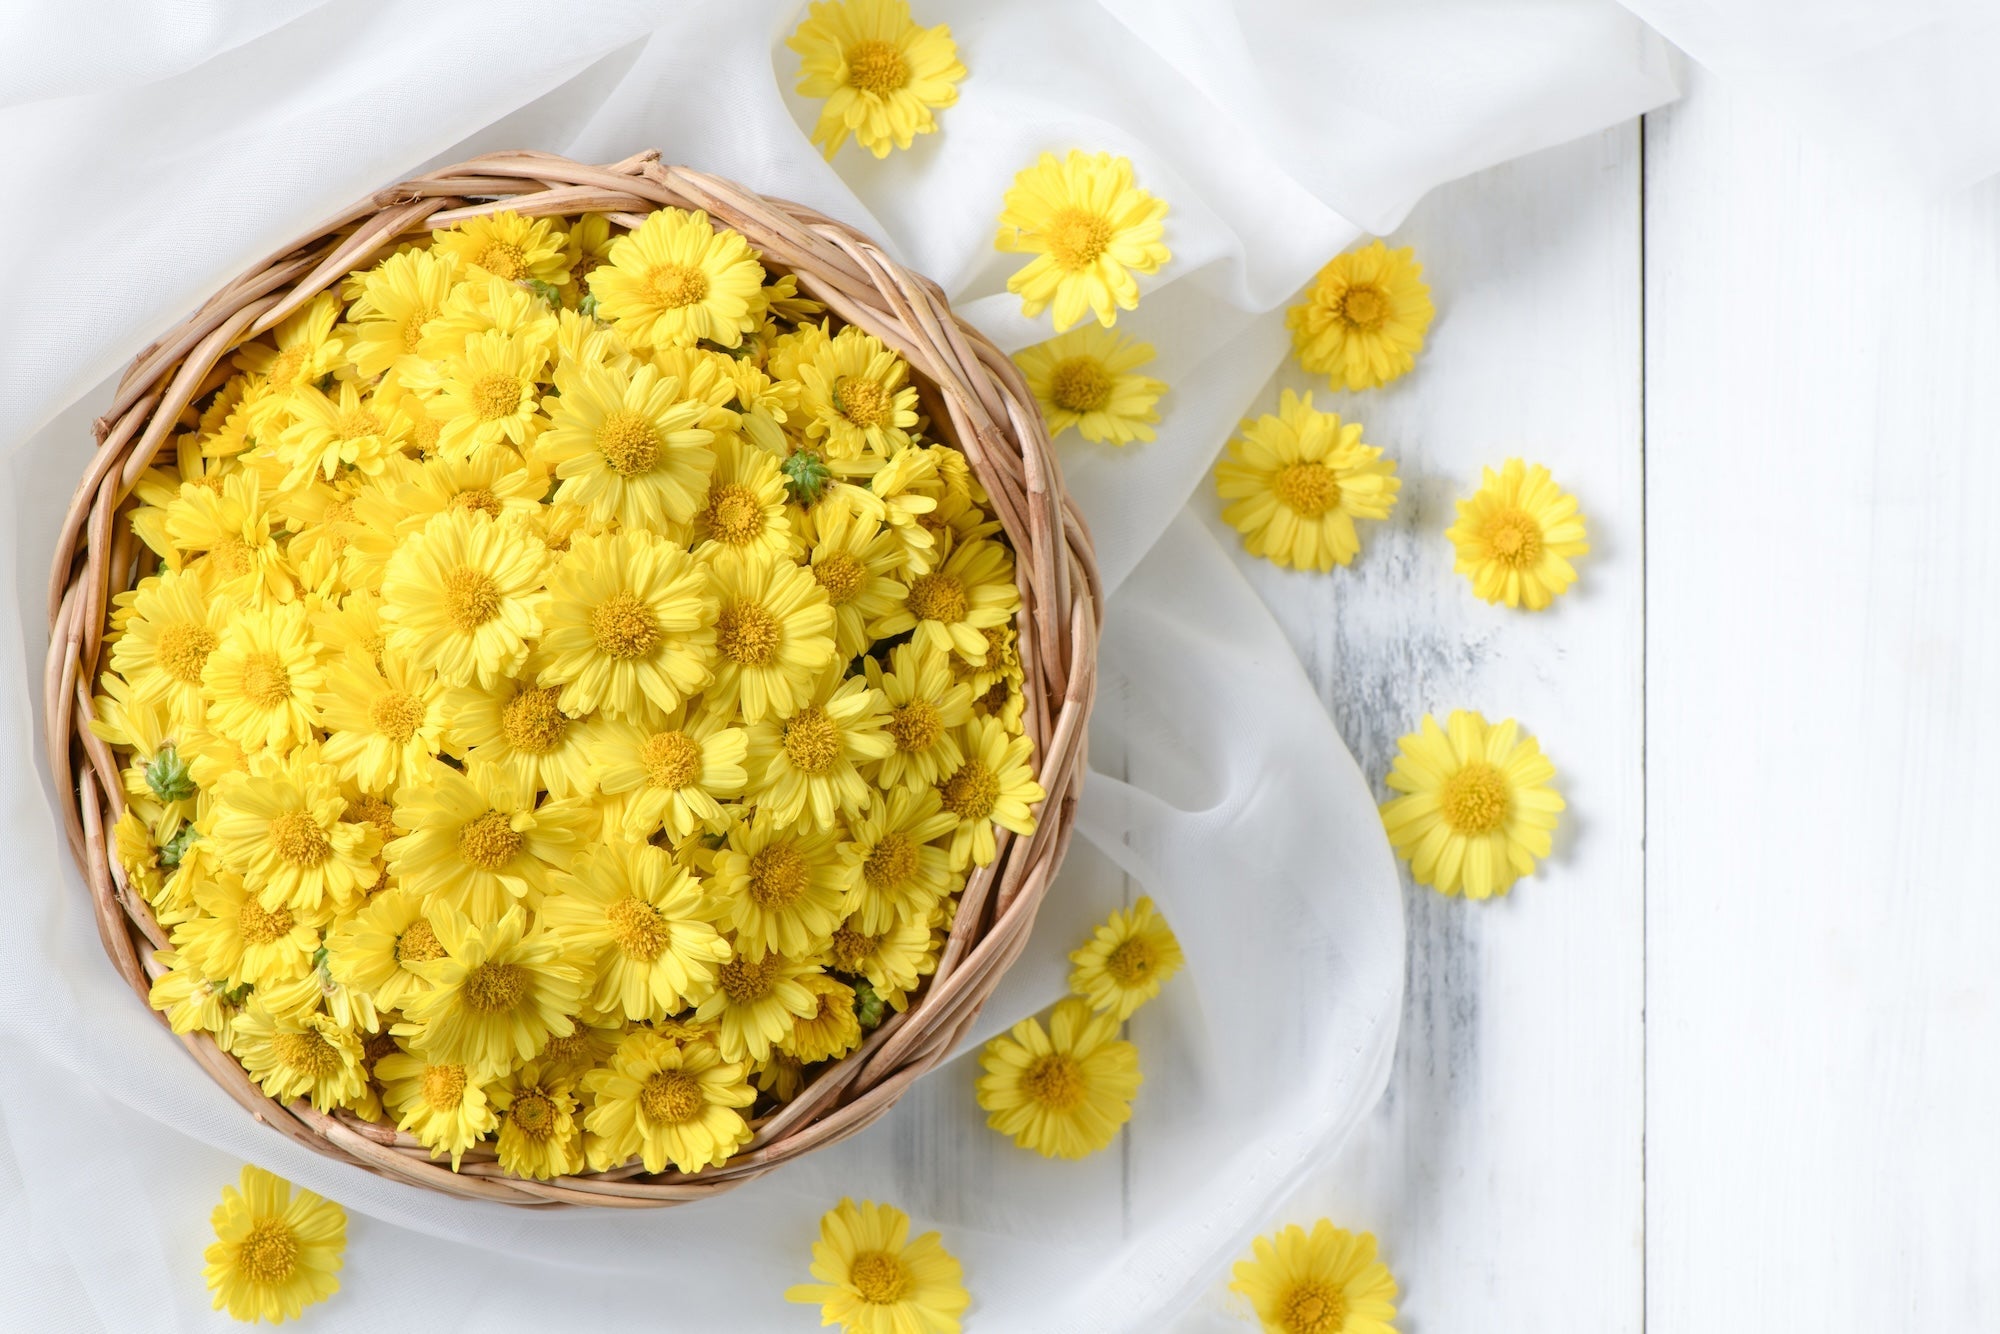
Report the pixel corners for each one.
[460,961,529,1014]
[1104,937,1157,987]
[863,832,920,891]
[748,841,812,908]
[640,730,702,789]
[1482,508,1544,567]
[1281,1281,1348,1334]
[836,377,890,429]
[644,264,710,310]
[703,481,767,545]
[887,700,942,753]
[369,690,424,743]
[638,1069,705,1124]
[235,1218,301,1286]
[477,241,528,280]
[510,1090,556,1138]
[607,896,671,961]
[718,954,777,1003]
[451,487,502,518]
[237,897,296,946]
[939,759,998,821]
[396,917,445,964]
[850,1250,913,1304]
[472,373,521,422]
[270,810,333,869]
[1339,283,1389,331]
[443,565,502,631]
[271,1027,344,1076]
[239,652,293,708]
[716,601,780,665]
[813,552,866,605]
[421,1062,468,1111]
[457,809,523,869]
[782,706,842,775]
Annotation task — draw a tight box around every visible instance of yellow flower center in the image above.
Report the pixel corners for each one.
[451,487,502,518]
[716,601,781,666]
[235,1218,301,1286]
[477,240,528,280]
[271,1026,345,1077]
[886,699,942,753]
[501,685,570,754]
[644,263,711,310]
[1021,1052,1085,1110]
[1275,462,1341,519]
[1441,762,1511,835]
[748,841,811,908]
[540,1027,592,1066]
[345,794,395,839]
[607,895,671,961]
[460,960,529,1014]
[157,622,218,685]
[369,689,424,743]
[813,552,866,605]
[597,411,660,477]
[267,345,307,393]
[781,706,842,775]
[401,306,439,353]
[835,377,890,429]
[641,730,703,789]
[704,482,767,546]
[1049,356,1114,414]
[1482,508,1545,568]
[845,39,910,96]
[830,925,877,972]
[270,810,333,869]
[237,897,296,946]
[718,954,777,1003]
[421,1062,468,1111]
[863,832,920,891]
[1338,283,1389,331]
[939,759,999,821]
[336,407,380,440]
[396,917,444,964]
[638,1069,705,1124]
[1046,207,1114,272]
[472,373,522,422]
[239,652,293,708]
[209,533,252,578]
[849,1250,913,1304]
[1104,937,1158,987]
[443,565,502,631]
[457,809,523,869]
[906,571,968,624]
[1281,1281,1348,1334]
[510,1090,555,1138]
[591,592,661,660]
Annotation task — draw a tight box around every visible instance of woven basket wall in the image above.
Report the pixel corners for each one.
[43,149,1099,1206]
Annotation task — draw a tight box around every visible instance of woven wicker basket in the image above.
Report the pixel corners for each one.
[43,149,1099,1206]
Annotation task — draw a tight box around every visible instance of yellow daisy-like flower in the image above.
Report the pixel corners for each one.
[1014,327,1166,445]
[787,0,967,161]
[706,553,839,724]
[1068,895,1184,1021]
[231,1004,366,1111]
[537,527,718,718]
[588,207,766,351]
[784,973,863,1064]
[376,1047,499,1170]
[796,326,922,461]
[412,274,562,369]
[806,505,908,660]
[201,603,324,753]
[1229,1221,1399,1334]
[209,749,381,913]
[1378,710,1564,899]
[786,1197,971,1334]
[841,786,957,934]
[421,328,549,456]
[323,886,443,1012]
[399,903,586,1078]
[693,435,802,567]
[590,707,749,840]
[581,1029,757,1174]
[865,643,973,792]
[431,209,571,287]
[996,150,1171,331]
[745,668,894,830]
[386,761,590,921]
[275,380,409,488]
[538,837,730,1024]
[492,1060,586,1180]
[203,1165,345,1325]
[173,869,321,992]
[935,715,1044,870]
[1445,459,1590,610]
[1215,390,1400,572]
[828,912,936,1011]
[148,948,243,1043]
[233,292,346,425]
[316,647,446,796]
[693,949,824,1063]
[540,359,718,531]
[344,246,460,378]
[704,811,858,961]
[975,997,1140,1159]
[164,471,291,605]
[872,536,1019,666]
[108,567,228,725]
[1287,239,1434,392]
[379,508,547,689]
[440,676,597,800]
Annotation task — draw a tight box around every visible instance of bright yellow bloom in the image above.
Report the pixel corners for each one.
[164,471,291,605]
[706,553,839,724]
[492,1061,586,1180]
[377,1046,500,1169]
[1379,710,1564,899]
[704,810,857,961]
[1215,390,1400,572]
[431,209,571,287]
[1068,896,1183,1021]
[412,274,562,370]
[693,948,824,1063]
[996,150,1170,330]
[796,326,921,460]
[233,293,346,427]
[537,528,717,718]
[828,911,937,1011]
[1445,459,1589,610]
[692,435,802,566]
[209,748,380,913]
[315,647,446,795]
[1230,1220,1399,1334]
[864,643,973,791]
[806,504,908,660]
[783,973,863,1064]
[540,358,717,531]
[439,676,597,799]
[417,328,549,457]
[871,536,1019,665]
[108,567,228,725]
[935,715,1044,870]
[841,786,957,934]
[582,1029,756,1174]
[344,246,460,378]
[386,761,590,921]
[976,997,1140,1159]
[274,380,409,488]
[588,207,765,351]
[203,1165,345,1325]
[590,707,749,840]
[785,1197,971,1334]
[379,508,546,689]
[1015,327,1165,445]
[323,886,442,1012]
[173,869,321,992]
[231,1004,365,1111]
[201,604,324,753]
[538,837,729,1023]
[400,903,586,1078]
[745,668,894,829]
[1288,239,1434,391]
[787,0,966,160]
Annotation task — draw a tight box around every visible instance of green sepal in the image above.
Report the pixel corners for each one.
[143,744,196,803]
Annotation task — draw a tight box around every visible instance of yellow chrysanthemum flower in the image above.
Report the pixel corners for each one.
[540,359,717,532]
[441,676,597,799]
[274,380,409,488]
[344,246,460,378]
[706,553,839,724]
[203,1165,345,1325]
[588,207,766,351]
[1378,710,1564,899]
[538,838,730,1024]
[493,1061,586,1180]
[411,274,562,372]
[201,603,324,753]
[316,647,446,795]
[786,1197,970,1334]
[996,150,1171,331]
[828,911,937,1011]
[864,643,972,792]
[399,903,586,1078]
[1215,390,1400,572]
[1288,239,1435,392]
[935,715,1044,870]
[209,748,380,913]
[1229,1220,1399,1334]
[1015,327,1166,445]
[783,973,863,1064]
[323,886,443,1012]
[693,949,824,1063]
[108,567,228,725]
[704,811,858,961]
[872,536,1019,666]
[164,471,292,605]
[537,528,718,719]
[796,326,922,460]
[976,997,1140,1159]
[787,0,966,160]
[590,707,749,840]
[805,504,908,660]
[418,328,549,457]
[1445,458,1590,610]
[692,435,802,567]
[379,508,547,689]
[581,1029,756,1174]
[1068,896,1184,1021]
[745,668,894,829]
[841,786,957,934]
[376,1047,500,1170]
[431,210,571,287]
[232,1004,366,1111]
[386,760,590,920]
[173,869,321,993]
[148,948,243,1043]
[233,292,346,427]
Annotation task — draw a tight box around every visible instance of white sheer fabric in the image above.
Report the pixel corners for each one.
[0,2,1675,1327]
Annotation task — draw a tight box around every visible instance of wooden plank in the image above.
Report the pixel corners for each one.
[1644,66,2000,1330]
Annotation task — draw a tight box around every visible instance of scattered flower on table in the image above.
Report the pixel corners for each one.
[1287,239,1434,392]
[1378,710,1564,900]
[1445,458,1590,610]
[788,0,967,161]
[1229,1220,1398,1334]
[1068,895,1184,1021]
[786,1197,971,1334]
[203,1165,346,1325]
[996,149,1171,330]
[1015,326,1167,445]
[1215,389,1400,572]
[976,995,1141,1158]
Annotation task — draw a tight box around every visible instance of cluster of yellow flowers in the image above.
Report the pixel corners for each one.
[98,199,1050,1186]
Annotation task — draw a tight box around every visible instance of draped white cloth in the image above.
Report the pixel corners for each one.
[0,2,1676,1328]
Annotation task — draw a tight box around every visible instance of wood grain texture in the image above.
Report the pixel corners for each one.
[1645,67,2000,1331]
